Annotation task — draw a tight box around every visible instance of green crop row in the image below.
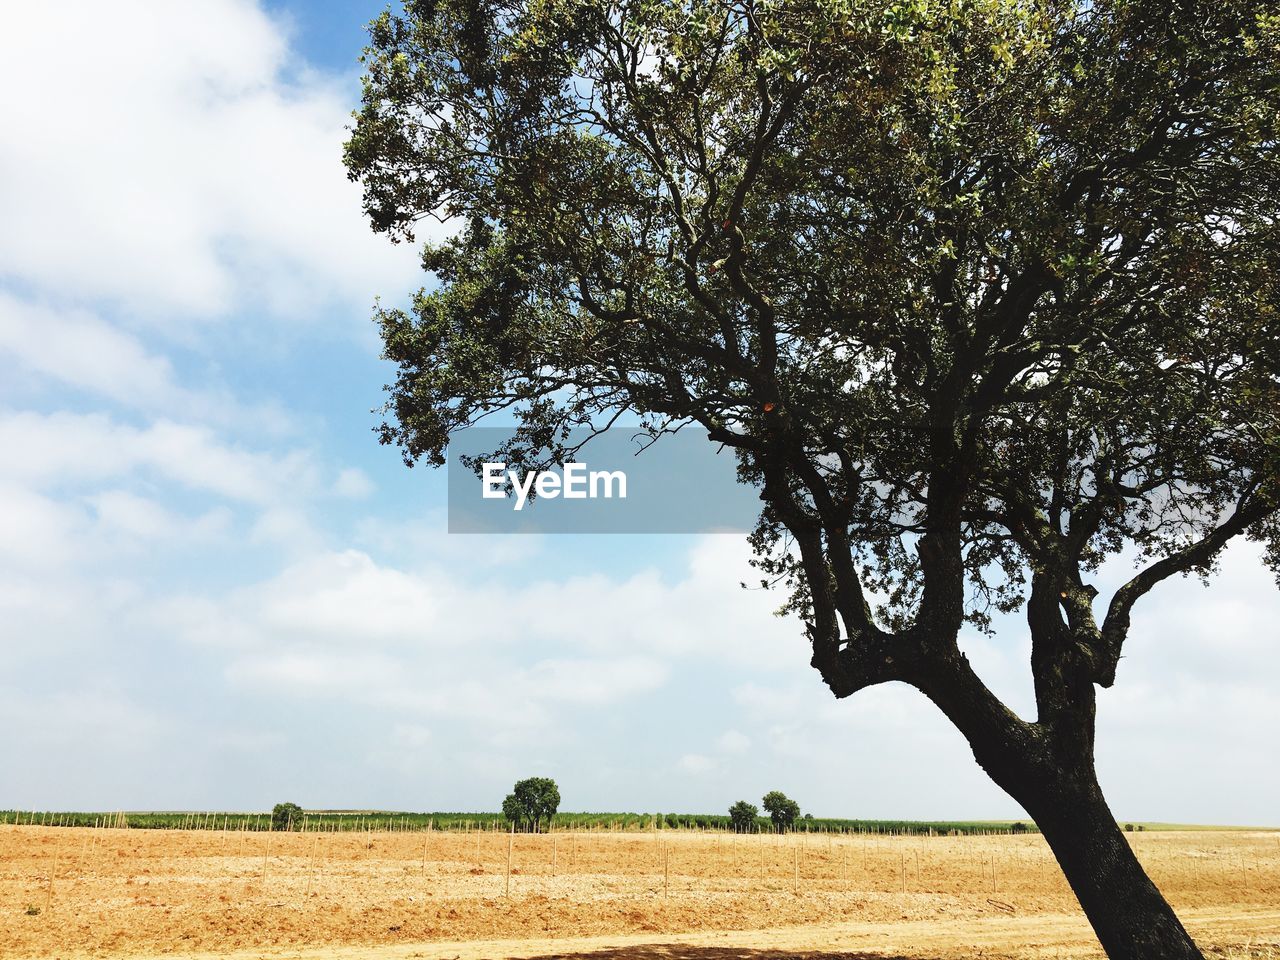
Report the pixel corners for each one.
[0,808,1037,835]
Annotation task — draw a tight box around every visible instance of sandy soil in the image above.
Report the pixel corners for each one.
[2,825,1277,959]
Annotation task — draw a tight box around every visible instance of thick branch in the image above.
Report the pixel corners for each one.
[1100,490,1272,667]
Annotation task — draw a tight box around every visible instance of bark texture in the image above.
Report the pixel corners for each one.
[1016,767,1203,959]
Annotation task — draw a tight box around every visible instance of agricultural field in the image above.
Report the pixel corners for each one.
[2,822,1277,959]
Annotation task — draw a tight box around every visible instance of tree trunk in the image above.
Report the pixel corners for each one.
[1018,767,1204,960]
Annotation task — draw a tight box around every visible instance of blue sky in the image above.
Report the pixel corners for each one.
[1,1,1277,824]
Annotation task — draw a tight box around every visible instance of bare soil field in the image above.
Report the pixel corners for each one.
[2,824,1277,959]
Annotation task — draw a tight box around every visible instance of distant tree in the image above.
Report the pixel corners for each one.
[271,802,303,832]
[762,791,800,833]
[728,800,759,833]
[501,776,560,832]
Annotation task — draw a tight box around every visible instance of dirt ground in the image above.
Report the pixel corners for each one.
[2,825,1277,959]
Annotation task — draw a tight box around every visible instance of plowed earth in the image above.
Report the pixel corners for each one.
[3,826,1277,959]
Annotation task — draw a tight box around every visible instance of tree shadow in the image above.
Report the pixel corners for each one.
[522,947,923,960]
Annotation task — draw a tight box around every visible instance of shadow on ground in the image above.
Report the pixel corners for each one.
[520,948,927,960]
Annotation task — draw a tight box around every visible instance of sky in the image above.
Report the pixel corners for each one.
[0,0,1277,825]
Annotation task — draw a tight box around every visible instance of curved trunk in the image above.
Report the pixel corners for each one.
[1016,766,1204,960]
[924,660,1206,959]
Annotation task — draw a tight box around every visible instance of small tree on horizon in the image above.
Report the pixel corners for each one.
[728,800,759,833]
[501,777,560,832]
[762,791,800,833]
[271,802,303,832]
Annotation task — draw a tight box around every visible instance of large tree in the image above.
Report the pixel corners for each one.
[502,776,561,832]
[762,790,801,832]
[728,799,760,832]
[344,1,1280,956]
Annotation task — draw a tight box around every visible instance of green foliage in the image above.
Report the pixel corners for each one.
[502,776,561,832]
[728,800,759,832]
[762,791,801,832]
[345,0,1280,696]
[271,802,304,832]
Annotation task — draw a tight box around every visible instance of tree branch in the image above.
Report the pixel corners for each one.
[1100,489,1273,676]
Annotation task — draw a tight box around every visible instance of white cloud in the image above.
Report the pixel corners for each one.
[3,500,1280,820]
[0,410,317,504]
[523,657,668,705]
[175,534,808,669]
[227,648,403,694]
[169,549,673,718]
[501,537,809,667]
[392,723,433,749]
[0,0,425,322]
[89,490,231,544]
[248,505,324,551]
[0,483,230,571]
[0,293,296,432]
[677,754,718,775]
[250,550,441,644]
[716,730,751,755]
[0,485,87,569]
[0,686,160,749]
[332,467,375,499]
[0,295,181,409]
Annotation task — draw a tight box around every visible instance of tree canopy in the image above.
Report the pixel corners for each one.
[762,790,800,831]
[728,799,760,832]
[347,0,1278,656]
[502,776,561,831]
[271,802,304,832]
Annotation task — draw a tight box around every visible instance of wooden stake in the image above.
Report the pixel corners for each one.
[43,845,59,913]
[663,843,669,898]
[304,836,318,898]
[505,828,513,898]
